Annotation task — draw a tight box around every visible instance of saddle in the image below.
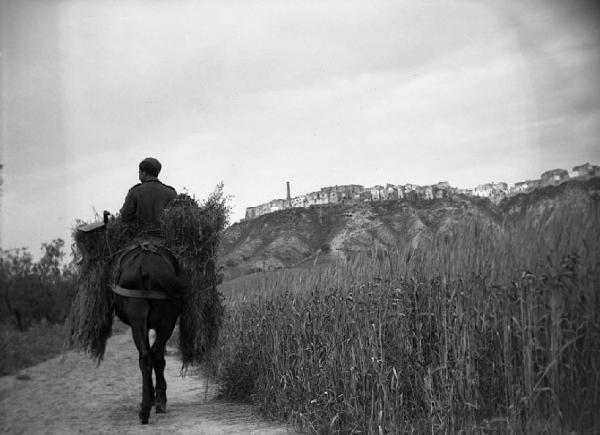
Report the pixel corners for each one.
[119,240,179,274]
[113,239,184,300]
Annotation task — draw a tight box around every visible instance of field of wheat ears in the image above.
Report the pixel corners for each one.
[208,195,600,433]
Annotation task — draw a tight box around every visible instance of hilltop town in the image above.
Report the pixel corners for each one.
[244,162,600,220]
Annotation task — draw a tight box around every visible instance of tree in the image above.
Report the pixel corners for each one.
[0,239,77,329]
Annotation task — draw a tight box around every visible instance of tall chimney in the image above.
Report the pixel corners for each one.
[286,181,291,202]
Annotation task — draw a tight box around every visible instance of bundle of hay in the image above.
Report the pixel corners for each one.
[162,187,228,367]
[67,185,229,366]
[67,218,133,362]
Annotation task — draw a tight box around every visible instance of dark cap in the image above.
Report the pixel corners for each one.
[139,157,162,177]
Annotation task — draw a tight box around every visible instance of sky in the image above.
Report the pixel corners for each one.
[1,0,600,257]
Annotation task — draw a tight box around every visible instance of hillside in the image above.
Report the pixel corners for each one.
[219,178,600,281]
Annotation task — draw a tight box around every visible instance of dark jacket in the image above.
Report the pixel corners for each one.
[120,179,177,232]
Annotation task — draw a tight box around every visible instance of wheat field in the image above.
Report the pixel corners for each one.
[209,195,600,433]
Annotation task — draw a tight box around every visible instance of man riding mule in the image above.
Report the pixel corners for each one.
[113,157,186,424]
[69,156,225,425]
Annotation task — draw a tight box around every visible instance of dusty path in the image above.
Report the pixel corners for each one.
[0,330,293,434]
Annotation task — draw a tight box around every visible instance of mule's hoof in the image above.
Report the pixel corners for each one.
[155,399,167,413]
[139,409,150,424]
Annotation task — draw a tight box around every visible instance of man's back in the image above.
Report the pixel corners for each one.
[121,179,177,231]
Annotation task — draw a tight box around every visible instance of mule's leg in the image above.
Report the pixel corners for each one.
[129,300,155,424]
[150,313,179,414]
[150,337,167,413]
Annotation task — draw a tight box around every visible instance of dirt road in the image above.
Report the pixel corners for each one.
[0,330,293,434]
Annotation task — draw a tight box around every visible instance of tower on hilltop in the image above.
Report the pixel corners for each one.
[286,181,291,206]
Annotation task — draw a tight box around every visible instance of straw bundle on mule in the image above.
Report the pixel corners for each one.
[67,185,228,366]
[67,218,134,362]
[162,186,229,367]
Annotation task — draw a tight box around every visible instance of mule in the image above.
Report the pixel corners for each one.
[113,240,186,424]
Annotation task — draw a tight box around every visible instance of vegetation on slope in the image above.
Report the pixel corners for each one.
[220,178,600,281]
